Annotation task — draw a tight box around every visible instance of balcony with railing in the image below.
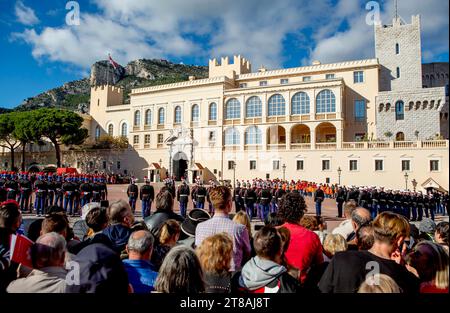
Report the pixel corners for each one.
[315,142,337,149]
[267,144,286,150]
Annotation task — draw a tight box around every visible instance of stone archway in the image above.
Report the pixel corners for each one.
[172,151,188,181]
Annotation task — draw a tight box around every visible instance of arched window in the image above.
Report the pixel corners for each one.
[209,102,217,120]
[134,111,141,126]
[158,108,165,124]
[174,106,182,123]
[245,126,262,145]
[395,100,404,120]
[145,109,152,125]
[108,124,114,136]
[225,98,240,119]
[121,123,128,137]
[95,125,101,140]
[224,127,240,145]
[191,104,199,122]
[291,92,310,115]
[245,96,262,118]
[396,132,405,141]
[316,90,336,113]
[378,103,384,112]
[268,94,286,116]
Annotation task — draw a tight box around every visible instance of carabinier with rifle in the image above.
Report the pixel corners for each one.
[34,174,48,216]
[18,172,32,212]
[244,183,257,220]
[177,177,190,218]
[127,177,139,213]
[233,180,243,212]
[195,181,207,210]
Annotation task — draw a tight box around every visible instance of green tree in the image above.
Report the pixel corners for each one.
[0,112,21,170]
[13,111,40,171]
[384,131,393,140]
[28,109,89,167]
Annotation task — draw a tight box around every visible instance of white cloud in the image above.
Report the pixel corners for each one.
[309,0,449,64]
[12,0,449,70]
[15,1,39,26]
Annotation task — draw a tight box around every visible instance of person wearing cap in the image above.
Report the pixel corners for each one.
[34,174,48,217]
[80,177,93,208]
[140,178,154,218]
[418,218,437,242]
[259,183,271,222]
[46,174,57,207]
[176,178,190,218]
[336,185,347,218]
[54,175,63,208]
[244,182,257,220]
[18,173,32,212]
[194,181,207,210]
[233,180,243,213]
[127,178,139,214]
[62,176,75,216]
[314,184,325,217]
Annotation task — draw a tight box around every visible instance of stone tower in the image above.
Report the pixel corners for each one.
[375,15,423,92]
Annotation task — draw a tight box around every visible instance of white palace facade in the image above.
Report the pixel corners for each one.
[11,15,448,192]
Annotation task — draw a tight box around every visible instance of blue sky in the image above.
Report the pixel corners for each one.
[1,0,448,109]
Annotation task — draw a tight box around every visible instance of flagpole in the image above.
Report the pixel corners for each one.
[107,53,110,86]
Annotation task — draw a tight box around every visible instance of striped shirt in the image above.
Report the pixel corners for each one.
[195,215,251,271]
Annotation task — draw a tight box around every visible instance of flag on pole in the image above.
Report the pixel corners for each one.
[108,53,120,70]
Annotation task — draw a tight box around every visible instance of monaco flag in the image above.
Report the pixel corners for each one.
[108,53,120,70]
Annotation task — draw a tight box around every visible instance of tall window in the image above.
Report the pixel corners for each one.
[396,67,400,78]
[395,100,404,120]
[191,104,199,122]
[133,135,139,144]
[134,111,141,126]
[296,160,304,170]
[249,160,257,170]
[157,134,164,143]
[225,98,240,119]
[245,96,262,118]
[349,160,358,171]
[95,126,101,140]
[268,94,286,116]
[316,89,336,113]
[322,160,330,171]
[224,127,240,145]
[144,134,151,145]
[121,123,128,137]
[353,71,364,83]
[354,100,366,121]
[245,126,262,145]
[158,108,165,124]
[209,102,217,120]
[108,124,114,136]
[145,109,152,125]
[273,160,280,170]
[174,106,182,123]
[291,92,310,115]
[430,160,439,172]
[395,43,399,54]
[375,160,384,171]
[401,160,410,171]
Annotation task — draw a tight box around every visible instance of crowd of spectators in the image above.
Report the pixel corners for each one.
[0,184,448,293]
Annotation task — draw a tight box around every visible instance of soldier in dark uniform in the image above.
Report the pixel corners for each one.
[177,178,190,218]
[378,187,387,213]
[426,191,435,221]
[346,186,359,203]
[54,175,63,207]
[5,173,19,201]
[358,187,370,210]
[416,191,424,221]
[80,177,93,207]
[72,176,81,214]
[127,178,139,213]
[140,177,155,218]
[314,185,325,216]
[336,186,347,218]
[34,174,48,216]
[400,190,411,220]
[392,190,402,215]
[62,176,75,216]
[410,191,418,221]
[195,181,207,210]
[244,183,257,220]
[386,189,395,213]
[233,181,242,213]
[259,183,271,222]
[18,173,32,212]
[46,174,57,207]
[99,176,108,200]
[91,177,102,202]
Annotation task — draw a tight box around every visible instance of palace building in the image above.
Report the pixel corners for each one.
[3,15,448,192]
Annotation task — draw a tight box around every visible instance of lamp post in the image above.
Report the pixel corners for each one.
[282,163,286,180]
[404,172,409,190]
[337,166,342,185]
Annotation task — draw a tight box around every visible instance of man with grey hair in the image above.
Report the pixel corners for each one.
[122,230,158,293]
[7,232,68,293]
[347,207,372,247]
[102,200,134,253]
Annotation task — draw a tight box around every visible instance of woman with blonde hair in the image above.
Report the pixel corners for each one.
[196,233,233,293]
[232,211,254,256]
[406,241,449,293]
[151,219,181,270]
[358,274,401,293]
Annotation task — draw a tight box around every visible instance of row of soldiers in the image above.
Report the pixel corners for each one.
[335,185,449,221]
[0,171,108,216]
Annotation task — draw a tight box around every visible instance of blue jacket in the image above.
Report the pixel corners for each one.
[102,224,131,254]
[122,259,158,293]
